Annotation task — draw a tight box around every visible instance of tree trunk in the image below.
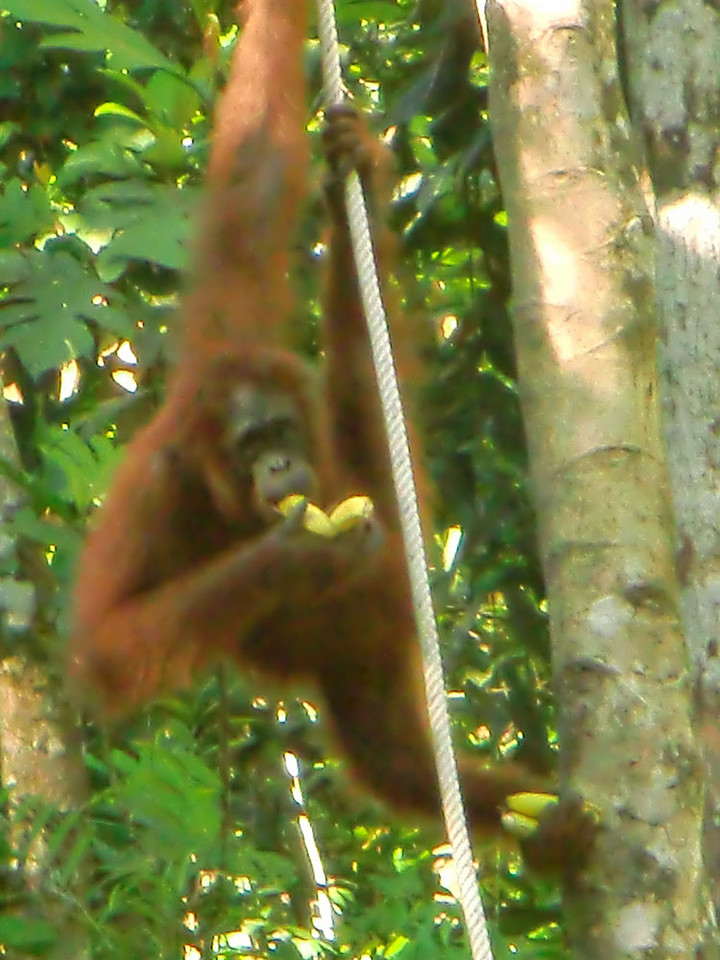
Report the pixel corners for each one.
[486,0,716,954]
[620,0,720,917]
[0,387,89,957]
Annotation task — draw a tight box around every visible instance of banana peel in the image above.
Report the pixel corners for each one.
[506,792,559,818]
[501,811,541,839]
[501,792,559,839]
[500,793,558,840]
[276,494,374,537]
[501,791,599,840]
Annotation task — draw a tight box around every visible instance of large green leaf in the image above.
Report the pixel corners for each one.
[36,424,124,509]
[0,916,57,953]
[0,250,134,375]
[80,179,196,279]
[5,0,183,76]
[0,179,55,246]
[59,129,154,186]
[110,737,223,859]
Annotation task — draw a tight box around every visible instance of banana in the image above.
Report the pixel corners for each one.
[500,810,540,839]
[275,495,336,537]
[276,494,374,538]
[276,493,307,515]
[301,503,337,537]
[504,792,559,819]
[329,495,374,531]
[500,793,559,840]
[501,792,600,841]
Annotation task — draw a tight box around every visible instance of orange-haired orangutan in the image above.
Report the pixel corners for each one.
[69,0,594,870]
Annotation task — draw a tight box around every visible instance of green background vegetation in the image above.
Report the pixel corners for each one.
[0,0,569,955]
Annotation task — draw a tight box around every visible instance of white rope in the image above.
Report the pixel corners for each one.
[315,4,494,959]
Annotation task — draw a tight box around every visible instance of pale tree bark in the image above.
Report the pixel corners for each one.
[0,391,89,957]
[485,0,716,955]
[620,0,720,915]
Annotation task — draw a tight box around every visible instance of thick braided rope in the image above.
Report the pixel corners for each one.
[315,4,493,959]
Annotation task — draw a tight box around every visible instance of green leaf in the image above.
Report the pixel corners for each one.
[81,180,195,278]
[144,69,201,128]
[0,915,57,952]
[95,101,145,123]
[5,0,183,76]
[0,179,55,246]
[0,250,133,375]
[110,738,223,858]
[0,249,29,284]
[59,133,149,185]
[0,122,20,150]
[336,1,404,25]
[6,501,69,543]
[37,425,124,509]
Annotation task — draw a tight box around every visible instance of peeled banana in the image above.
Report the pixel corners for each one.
[276,494,374,538]
[328,495,374,531]
[501,810,541,839]
[505,792,559,819]
[500,792,559,839]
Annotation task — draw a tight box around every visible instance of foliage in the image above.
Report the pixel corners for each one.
[0,0,568,956]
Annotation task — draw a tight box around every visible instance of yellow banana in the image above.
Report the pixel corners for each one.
[276,495,336,537]
[501,810,540,839]
[276,493,307,515]
[329,495,374,531]
[276,494,374,538]
[504,792,558,819]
